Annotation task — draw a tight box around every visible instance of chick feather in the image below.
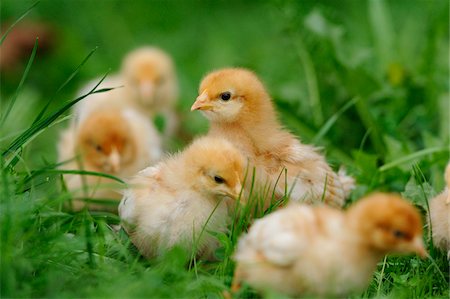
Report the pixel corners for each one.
[58,107,162,211]
[191,68,354,208]
[428,162,450,257]
[232,193,426,297]
[119,136,245,259]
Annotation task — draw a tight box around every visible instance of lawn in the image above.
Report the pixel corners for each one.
[0,0,449,298]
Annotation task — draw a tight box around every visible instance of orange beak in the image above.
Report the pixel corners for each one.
[139,80,154,100]
[412,237,427,258]
[108,148,121,173]
[191,91,213,111]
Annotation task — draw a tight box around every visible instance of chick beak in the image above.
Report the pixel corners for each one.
[139,80,154,100]
[191,91,213,111]
[108,148,121,173]
[233,182,243,198]
[411,237,427,258]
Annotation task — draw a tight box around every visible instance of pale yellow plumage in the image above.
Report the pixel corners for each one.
[232,193,426,297]
[191,68,354,208]
[428,162,450,257]
[119,136,245,259]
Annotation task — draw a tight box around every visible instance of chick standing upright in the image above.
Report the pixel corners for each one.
[191,68,354,207]
[232,193,426,297]
[58,107,162,211]
[428,162,450,257]
[119,136,245,260]
[75,46,178,137]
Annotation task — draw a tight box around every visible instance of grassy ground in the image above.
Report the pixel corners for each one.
[1,0,449,298]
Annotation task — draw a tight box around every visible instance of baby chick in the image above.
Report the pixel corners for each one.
[119,136,244,260]
[428,162,450,256]
[232,193,426,297]
[75,46,178,137]
[58,107,162,211]
[191,68,354,207]
[121,46,178,115]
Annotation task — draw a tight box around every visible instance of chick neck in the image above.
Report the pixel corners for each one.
[208,92,283,154]
[345,207,389,260]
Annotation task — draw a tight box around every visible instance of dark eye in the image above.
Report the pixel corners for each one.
[95,144,103,152]
[214,176,225,184]
[393,230,406,239]
[220,92,231,101]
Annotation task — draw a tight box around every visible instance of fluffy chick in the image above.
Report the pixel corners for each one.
[191,68,354,208]
[58,107,162,211]
[428,162,450,256]
[75,46,178,136]
[119,136,244,260]
[232,193,426,297]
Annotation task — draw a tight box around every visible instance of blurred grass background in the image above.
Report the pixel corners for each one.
[1,0,449,298]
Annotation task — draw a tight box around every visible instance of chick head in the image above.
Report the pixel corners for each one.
[183,137,245,200]
[349,193,426,257]
[77,109,137,173]
[191,68,270,122]
[122,46,177,109]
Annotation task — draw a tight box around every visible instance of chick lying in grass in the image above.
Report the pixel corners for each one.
[75,46,178,137]
[428,162,450,257]
[58,107,161,211]
[191,68,354,208]
[232,193,426,297]
[119,136,244,260]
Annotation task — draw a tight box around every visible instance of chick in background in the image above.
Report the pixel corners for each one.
[428,162,450,257]
[191,68,354,208]
[58,107,161,211]
[232,193,426,297]
[75,46,178,138]
[119,136,245,260]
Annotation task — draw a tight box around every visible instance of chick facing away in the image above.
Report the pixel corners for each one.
[232,193,426,297]
[58,107,162,211]
[191,68,354,208]
[428,162,450,257]
[119,136,245,260]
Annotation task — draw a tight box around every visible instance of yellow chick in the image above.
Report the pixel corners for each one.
[58,107,162,211]
[75,46,178,137]
[191,68,354,208]
[232,193,426,297]
[428,162,450,257]
[119,136,244,260]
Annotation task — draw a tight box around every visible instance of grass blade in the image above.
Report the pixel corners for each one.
[0,38,38,126]
[379,146,448,172]
[32,46,99,124]
[2,73,112,160]
[0,1,39,45]
[312,97,359,144]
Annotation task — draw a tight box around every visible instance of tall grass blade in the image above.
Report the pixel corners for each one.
[0,38,38,127]
[32,47,99,124]
[379,146,448,172]
[312,97,359,144]
[2,73,112,161]
[0,1,39,45]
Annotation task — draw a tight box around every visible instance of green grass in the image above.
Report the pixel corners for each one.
[1,0,449,298]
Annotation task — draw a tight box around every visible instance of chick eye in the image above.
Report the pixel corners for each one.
[220,92,231,101]
[94,144,103,152]
[393,230,406,239]
[214,176,225,184]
